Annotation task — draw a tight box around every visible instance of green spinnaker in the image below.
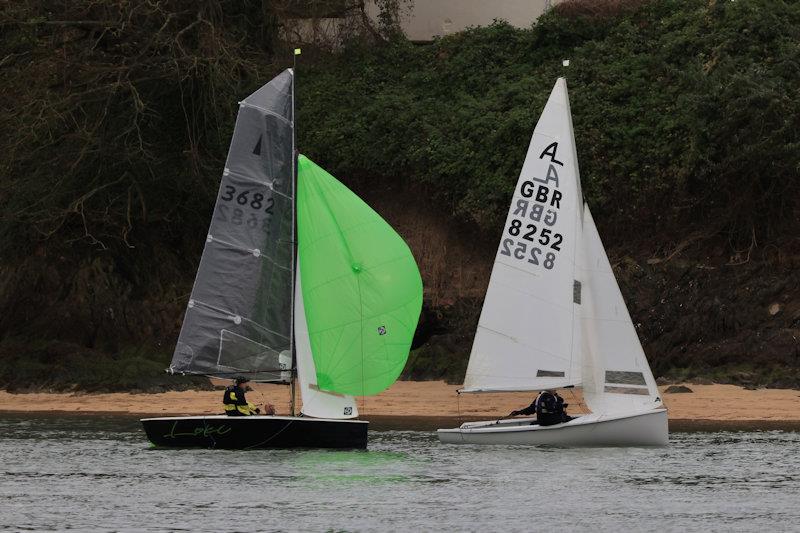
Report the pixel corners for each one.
[297,155,423,396]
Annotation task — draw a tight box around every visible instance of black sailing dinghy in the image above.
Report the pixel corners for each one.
[141,69,423,449]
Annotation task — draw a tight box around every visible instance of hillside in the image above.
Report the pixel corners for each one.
[1,0,798,391]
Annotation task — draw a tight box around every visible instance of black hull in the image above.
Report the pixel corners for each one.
[141,415,368,449]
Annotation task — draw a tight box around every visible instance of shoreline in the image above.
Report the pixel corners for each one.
[1,381,799,430]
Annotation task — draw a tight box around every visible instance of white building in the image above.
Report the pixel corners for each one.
[375,0,555,41]
[282,1,556,46]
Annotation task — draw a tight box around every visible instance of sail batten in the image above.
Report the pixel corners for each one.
[222,169,294,200]
[461,383,578,394]
[238,103,293,124]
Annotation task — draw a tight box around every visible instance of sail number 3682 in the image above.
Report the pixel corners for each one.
[217,185,274,231]
[221,186,274,213]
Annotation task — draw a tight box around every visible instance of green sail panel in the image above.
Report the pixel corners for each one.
[297,155,423,396]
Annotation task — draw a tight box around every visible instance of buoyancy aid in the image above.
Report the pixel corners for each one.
[223,385,253,416]
[536,391,563,426]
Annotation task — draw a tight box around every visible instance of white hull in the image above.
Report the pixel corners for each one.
[438,409,668,447]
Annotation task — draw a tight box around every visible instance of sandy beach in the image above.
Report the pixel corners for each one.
[2,381,799,429]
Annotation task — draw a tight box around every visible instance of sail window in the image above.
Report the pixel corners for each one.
[217,329,285,381]
[536,370,566,377]
[604,386,650,395]
[605,370,647,386]
[573,280,581,304]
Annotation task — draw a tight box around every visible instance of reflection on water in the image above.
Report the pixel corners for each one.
[0,413,799,532]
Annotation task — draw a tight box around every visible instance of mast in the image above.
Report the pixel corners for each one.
[562,62,583,394]
[289,49,301,416]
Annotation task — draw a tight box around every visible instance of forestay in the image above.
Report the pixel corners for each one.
[463,78,583,393]
[297,155,423,396]
[169,70,295,382]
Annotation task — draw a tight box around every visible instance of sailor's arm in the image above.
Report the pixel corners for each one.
[510,402,536,416]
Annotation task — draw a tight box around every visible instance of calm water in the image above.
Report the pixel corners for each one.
[1,415,799,532]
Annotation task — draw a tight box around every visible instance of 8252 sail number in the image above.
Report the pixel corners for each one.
[507,219,562,250]
[500,238,556,269]
[500,217,562,270]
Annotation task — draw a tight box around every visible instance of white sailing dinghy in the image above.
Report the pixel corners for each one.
[141,69,423,449]
[438,78,667,447]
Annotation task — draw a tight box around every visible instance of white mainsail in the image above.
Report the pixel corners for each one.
[463,78,583,393]
[463,77,661,416]
[294,264,359,419]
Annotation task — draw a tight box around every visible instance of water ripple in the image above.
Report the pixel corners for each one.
[0,415,798,532]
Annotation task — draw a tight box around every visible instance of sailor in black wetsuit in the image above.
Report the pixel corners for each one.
[509,390,572,426]
[223,377,260,416]
[536,390,563,426]
[509,391,544,419]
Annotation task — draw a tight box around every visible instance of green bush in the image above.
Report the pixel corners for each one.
[298,0,800,243]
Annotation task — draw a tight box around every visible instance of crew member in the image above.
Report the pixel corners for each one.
[223,377,260,416]
[552,391,573,424]
[509,390,571,426]
[509,391,544,419]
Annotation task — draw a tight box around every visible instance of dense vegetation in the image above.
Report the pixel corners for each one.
[299,0,800,242]
[1,0,798,391]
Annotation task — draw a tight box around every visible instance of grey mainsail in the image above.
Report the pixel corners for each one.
[169,70,295,382]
